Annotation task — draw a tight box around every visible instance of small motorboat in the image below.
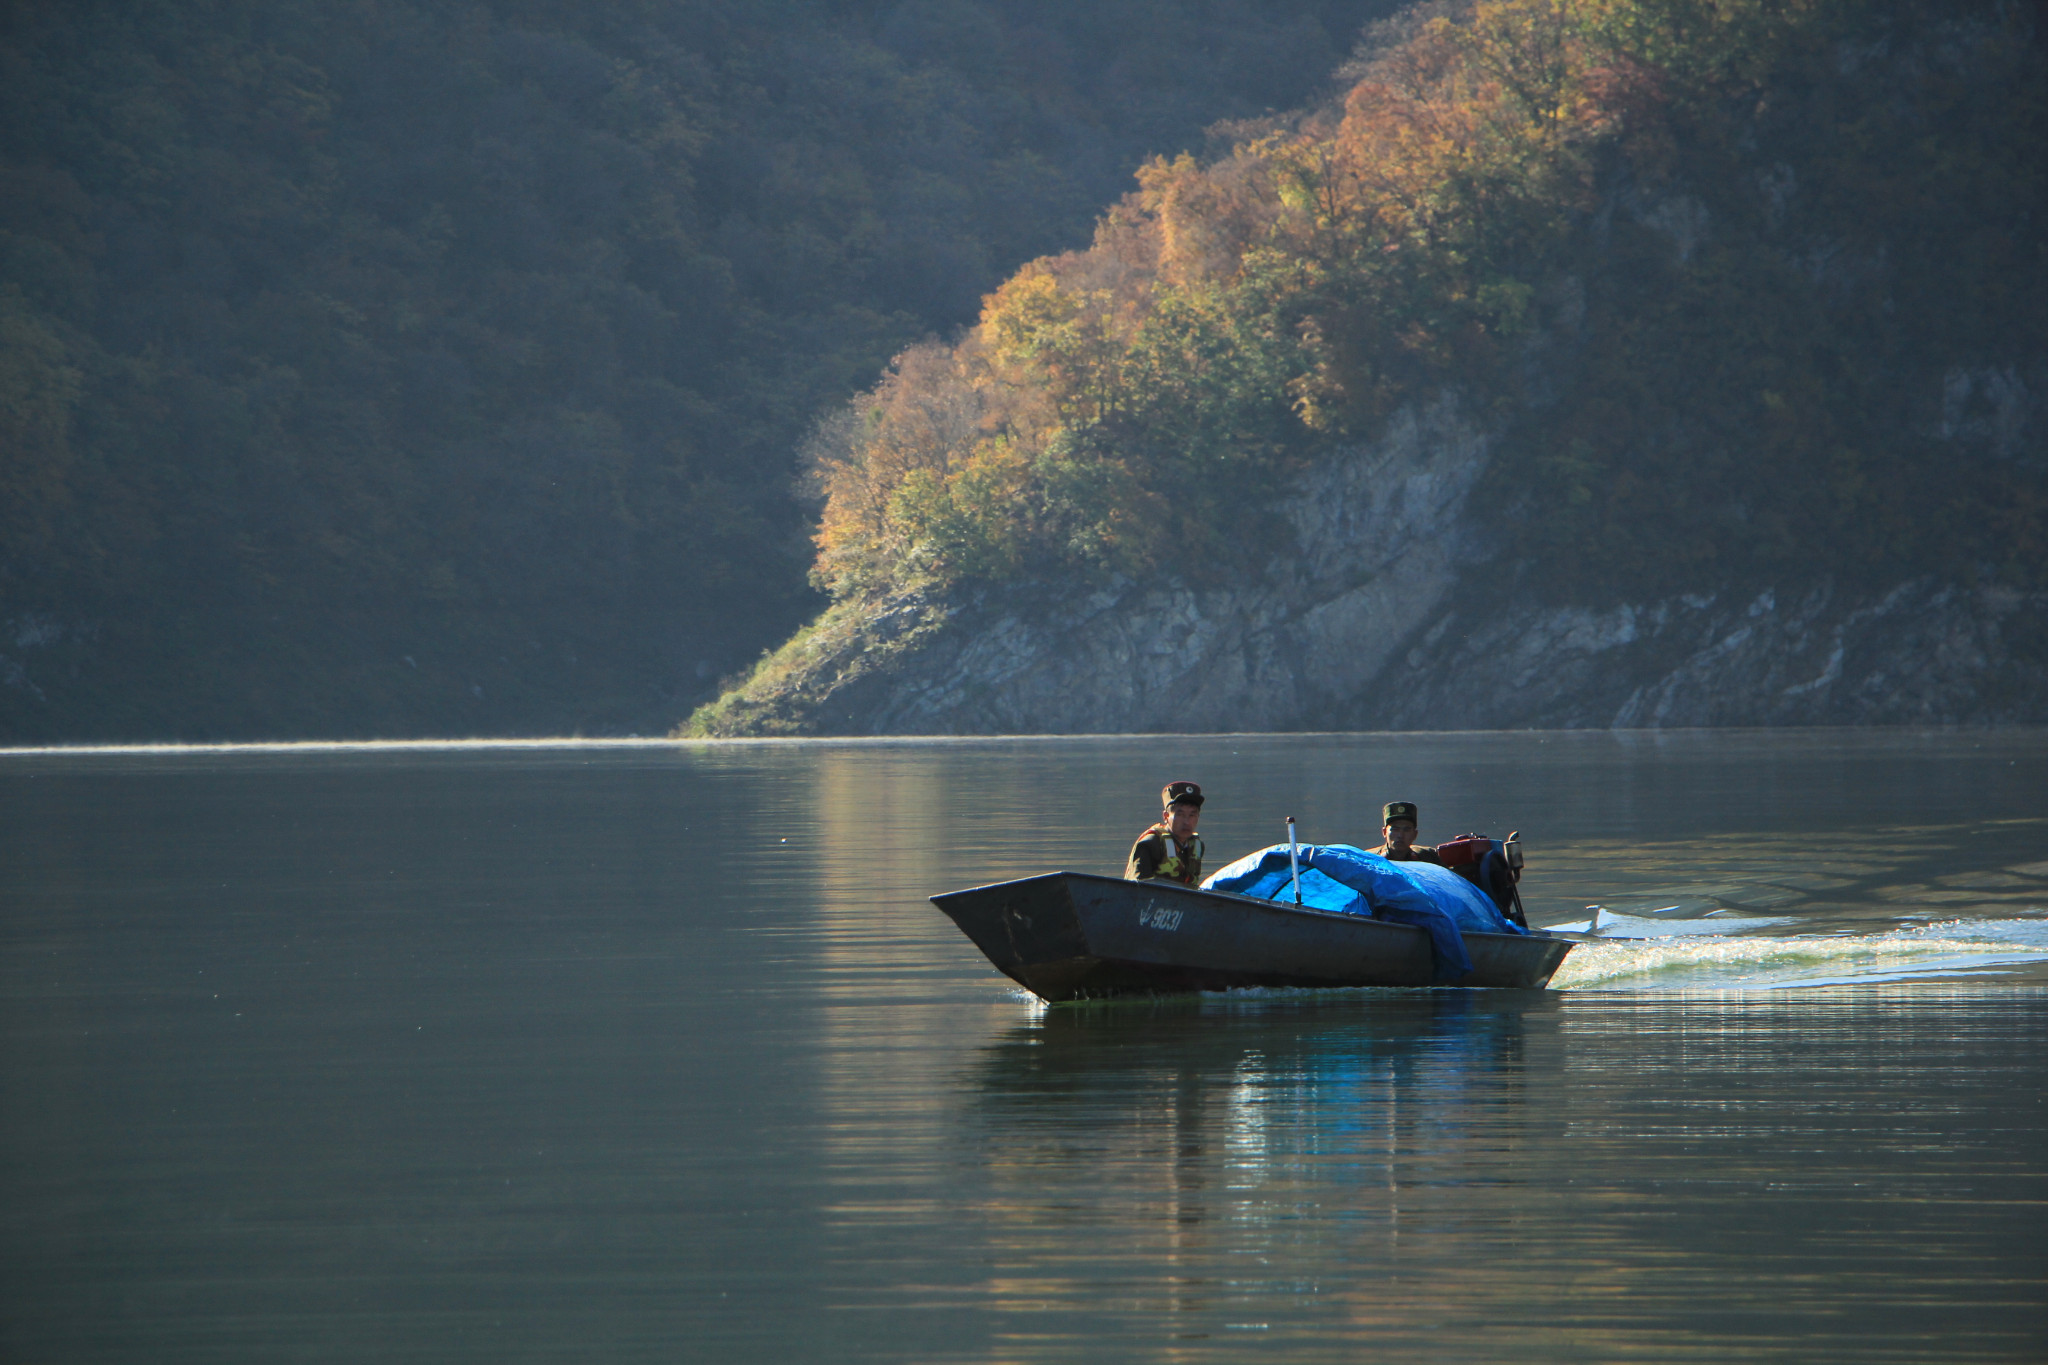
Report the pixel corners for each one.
[931,871,1574,1003]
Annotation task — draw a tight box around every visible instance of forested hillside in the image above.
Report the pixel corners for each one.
[0,0,1400,740]
[692,0,2047,736]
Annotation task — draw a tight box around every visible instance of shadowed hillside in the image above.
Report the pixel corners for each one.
[0,0,1402,740]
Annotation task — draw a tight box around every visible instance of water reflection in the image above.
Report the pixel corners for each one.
[811,988,2048,1362]
[6,734,2048,1363]
[813,993,1560,1356]
[972,991,1540,1134]
[965,994,1546,1324]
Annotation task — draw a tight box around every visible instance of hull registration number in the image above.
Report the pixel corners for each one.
[1138,905,1184,931]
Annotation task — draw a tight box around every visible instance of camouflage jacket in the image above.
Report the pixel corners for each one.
[1125,824,1204,885]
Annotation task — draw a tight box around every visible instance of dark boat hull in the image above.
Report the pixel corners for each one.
[931,872,1574,1002]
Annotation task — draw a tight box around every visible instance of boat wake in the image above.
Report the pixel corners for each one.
[1548,917,2048,990]
[1541,909,1795,937]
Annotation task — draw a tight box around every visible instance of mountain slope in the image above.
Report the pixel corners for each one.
[691,0,2047,735]
[0,0,1401,740]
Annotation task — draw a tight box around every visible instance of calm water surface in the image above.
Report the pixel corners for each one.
[2,730,2045,1362]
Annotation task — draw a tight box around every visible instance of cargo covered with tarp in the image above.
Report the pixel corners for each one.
[1201,843,1524,981]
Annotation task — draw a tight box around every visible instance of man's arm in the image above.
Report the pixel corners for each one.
[1125,831,1165,880]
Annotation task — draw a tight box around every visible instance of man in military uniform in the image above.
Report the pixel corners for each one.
[1371,801,1442,865]
[1125,781,1206,885]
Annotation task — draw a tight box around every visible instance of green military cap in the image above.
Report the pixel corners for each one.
[1383,801,1418,824]
[1162,780,1205,809]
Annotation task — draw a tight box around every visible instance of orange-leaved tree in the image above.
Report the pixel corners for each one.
[800,0,2038,605]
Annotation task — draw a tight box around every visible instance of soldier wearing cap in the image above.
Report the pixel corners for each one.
[1125,781,1206,885]
[1372,801,1443,865]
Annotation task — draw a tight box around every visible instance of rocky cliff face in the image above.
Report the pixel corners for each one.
[687,389,2046,736]
[1373,578,2045,730]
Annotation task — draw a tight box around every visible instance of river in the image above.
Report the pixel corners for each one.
[2,730,2044,1361]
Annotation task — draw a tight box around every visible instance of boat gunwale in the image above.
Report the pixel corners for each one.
[930,868,1564,949]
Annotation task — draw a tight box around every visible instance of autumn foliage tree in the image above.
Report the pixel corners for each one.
[800,0,2046,610]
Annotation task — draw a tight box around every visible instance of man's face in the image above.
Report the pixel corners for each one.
[1166,802,1201,841]
[1383,818,1417,850]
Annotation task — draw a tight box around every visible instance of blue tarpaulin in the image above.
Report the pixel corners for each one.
[1201,843,1523,981]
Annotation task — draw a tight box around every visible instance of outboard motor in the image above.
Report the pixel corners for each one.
[1438,831,1528,929]
[1435,834,1490,868]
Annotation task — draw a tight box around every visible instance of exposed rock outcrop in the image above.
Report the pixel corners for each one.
[693,394,1492,734]
[1373,579,2047,730]
[688,391,2047,735]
